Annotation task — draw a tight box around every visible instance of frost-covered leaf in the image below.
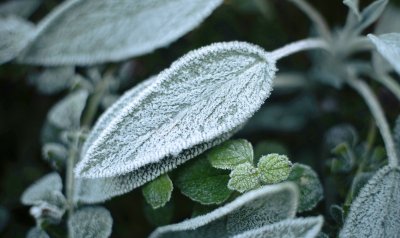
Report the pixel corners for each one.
[18,0,223,65]
[149,183,298,238]
[29,67,75,95]
[232,216,324,238]
[21,173,63,206]
[353,0,388,33]
[340,166,400,238]
[42,143,68,169]
[76,42,275,183]
[343,0,361,20]
[68,206,112,238]
[368,33,400,75]
[142,174,173,209]
[48,90,89,130]
[176,155,232,205]
[27,227,50,238]
[0,0,42,18]
[258,154,292,184]
[208,139,254,170]
[0,16,34,64]
[287,164,323,212]
[228,163,260,193]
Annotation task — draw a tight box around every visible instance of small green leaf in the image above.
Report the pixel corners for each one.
[208,139,253,170]
[228,163,260,193]
[258,154,292,184]
[142,174,173,209]
[176,156,232,205]
[287,163,323,212]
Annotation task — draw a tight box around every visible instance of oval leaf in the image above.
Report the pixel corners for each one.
[142,174,173,209]
[76,42,275,181]
[149,183,298,238]
[340,166,400,238]
[21,172,63,206]
[208,139,254,170]
[18,0,223,65]
[258,154,292,184]
[27,227,50,238]
[68,206,112,238]
[368,33,400,75]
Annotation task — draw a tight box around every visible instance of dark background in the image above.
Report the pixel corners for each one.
[1,0,399,237]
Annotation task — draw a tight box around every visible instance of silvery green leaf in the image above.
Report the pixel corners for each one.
[149,183,298,238]
[232,216,324,238]
[228,163,260,193]
[21,172,63,206]
[27,227,49,238]
[208,139,254,170]
[353,0,388,34]
[375,4,400,34]
[18,0,223,65]
[0,16,34,65]
[68,206,112,238]
[42,143,68,169]
[340,166,400,238]
[76,42,275,181]
[29,67,75,95]
[258,154,292,184]
[287,164,323,212]
[0,0,42,18]
[368,33,400,75]
[142,174,173,209]
[176,155,232,205]
[343,0,361,20]
[48,90,89,130]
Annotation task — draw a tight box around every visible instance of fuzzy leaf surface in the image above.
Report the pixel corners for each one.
[21,172,63,206]
[18,0,222,65]
[76,42,275,181]
[142,174,173,209]
[68,206,112,238]
[368,33,400,75]
[232,216,323,238]
[228,163,260,193]
[258,154,292,184]
[149,183,298,238]
[340,166,400,238]
[208,139,254,170]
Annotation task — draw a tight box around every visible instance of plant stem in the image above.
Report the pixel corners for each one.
[269,38,329,61]
[347,78,399,167]
[66,133,80,219]
[287,0,332,41]
[81,78,109,128]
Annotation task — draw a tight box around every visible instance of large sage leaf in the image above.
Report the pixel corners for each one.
[232,216,323,238]
[18,0,223,65]
[149,182,298,238]
[340,166,400,238]
[76,42,275,182]
[68,206,112,238]
[368,33,400,75]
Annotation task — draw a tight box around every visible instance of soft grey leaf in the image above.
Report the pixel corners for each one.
[29,199,66,224]
[353,0,388,33]
[343,0,361,20]
[27,227,50,238]
[30,67,75,95]
[340,166,400,238]
[0,0,42,18]
[76,42,275,179]
[18,0,223,65]
[149,182,298,238]
[68,206,112,238]
[0,16,34,64]
[208,139,254,170]
[48,90,89,130]
[21,172,63,206]
[232,216,324,238]
[368,33,400,75]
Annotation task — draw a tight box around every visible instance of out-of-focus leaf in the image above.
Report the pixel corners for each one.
[42,143,68,169]
[343,0,361,20]
[228,163,260,193]
[208,139,254,170]
[375,4,400,35]
[353,0,388,34]
[330,205,344,225]
[68,206,112,238]
[394,115,400,155]
[142,174,173,209]
[27,227,50,238]
[0,205,9,232]
[29,67,75,95]
[324,124,358,150]
[258,154,292,185]
[0,0,42,18]
[368,33,400,75]
[21,173,63,206]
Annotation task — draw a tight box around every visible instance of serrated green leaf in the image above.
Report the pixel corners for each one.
[68,206,112,238]
[368,33,400,75]
[232,216,324,238]
[18,0,222,65]
[142,174,173,209]
[149,183,298,238]
[27,227,49,238]
[0,0,42,18]
[29,67,75,95]
[176,156,232,205]
[208,139,254,170]
[258,154,292,184]
[287,164,323,212]
[340,166,400,238]
[228,163,260,193]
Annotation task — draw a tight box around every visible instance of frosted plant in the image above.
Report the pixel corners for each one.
[68,206,112,238]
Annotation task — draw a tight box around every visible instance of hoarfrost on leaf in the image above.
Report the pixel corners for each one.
[258,154,292,184]
[149,182,298,238]
[208,139,254,170]
[142,174,173,209]
[339,166,400,238]
[228,163,260,193]
[18,0,223,65]
[68,206,112,238]
[21,172,63,206]
[368,33,400,75]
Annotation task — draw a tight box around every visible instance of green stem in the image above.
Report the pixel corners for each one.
[81,78,109,128]
[270,38,329,61]
[66,133,80,219]
[347,78,398,167]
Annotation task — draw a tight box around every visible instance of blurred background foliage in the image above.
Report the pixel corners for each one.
[0,0,400,237]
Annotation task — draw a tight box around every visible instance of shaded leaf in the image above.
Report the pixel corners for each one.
[340,166,400,238]
[143,201,174,227]
[18,0,223,65]
[330,205,344,225]
[375,4,400,35]
[368,33,400,75]
[27,227,49,238]
[142,174,173,209]
[208,139,254,170]
[0,206,9,232]
[176,156,232,205]
[68,206,112,238]
[258,154,292,184]
[149,183,298,238]
[287,164,323,212]
[228,163,260,193]
[29,67,75,95]
[0,0,42,18]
